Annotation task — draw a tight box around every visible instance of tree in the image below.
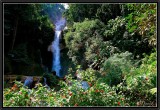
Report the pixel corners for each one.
[64,19,119,69]
[4,4,57,74]
[4,4,45,51]
[63,4,101,26]
[126,4,156,47]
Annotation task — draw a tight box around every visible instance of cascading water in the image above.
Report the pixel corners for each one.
[51,18,66,77]
[51,31,61,77]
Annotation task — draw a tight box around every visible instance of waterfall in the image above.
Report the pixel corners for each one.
[51,31,61,77]
[51,18,66,77]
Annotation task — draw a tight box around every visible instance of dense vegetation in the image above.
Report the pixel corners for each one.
[3,3,157,107]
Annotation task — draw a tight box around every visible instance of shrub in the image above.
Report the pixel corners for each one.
[126,51,156,89]
[64,19,106,65]
[78,68,100,84]
[43,73,58,88]
[124,51,157,106]
[101,51,134,86]
[3,76,127,107]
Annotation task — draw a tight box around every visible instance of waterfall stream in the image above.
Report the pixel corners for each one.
[51,31,61,77]
[51,18,66,77]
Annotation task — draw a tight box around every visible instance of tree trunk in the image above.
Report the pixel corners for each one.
[11,17,19,50]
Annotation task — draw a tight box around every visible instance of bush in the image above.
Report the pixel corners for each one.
[124,51,157,106]
[3,76,127,107]
[85,37,119,68]
[43,73,58,88]
[78,68,100,84]
[64,19,106,65]
[101,51,134,86]
[126,51,156,89]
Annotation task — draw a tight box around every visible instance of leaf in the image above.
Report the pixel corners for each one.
[76,65,81,69]
[129,25,137,33]
[150,88,157,95]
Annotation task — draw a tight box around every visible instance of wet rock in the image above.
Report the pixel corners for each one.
[81,81,90,90]
[23,77,33,89]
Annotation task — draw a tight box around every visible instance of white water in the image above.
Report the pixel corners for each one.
[51,31,61,77]
[51,18,66,77]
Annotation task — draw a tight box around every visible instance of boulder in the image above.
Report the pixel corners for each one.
[81,81,90,90]
[23,77,33,89]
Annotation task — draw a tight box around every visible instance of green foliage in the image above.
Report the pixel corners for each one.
[103,16,133,53]
[103,16,153,58]
[65,19,105,65]
[65,19,105,47]
[123,51,157,105]
[104,16,126,39]
[65,19,120,68]
[101,51,134,86]
[64,4,123,25]
[126,51,156,88]
[4,4,53,37]
[9,43,32,64]
[150,88,157,95]
[4,4,56,75]
[96,4,122,23]
[126,4,156,47]
[102,62,122,86]
[43,73,58,88]
[6,43,44,75]
[78,68,100,84]
[3,81,28,107]
[3,52,157,107]
[63,4,101,25]
[3,77,126,107]
[3,4,157,107]
[85,37,119,66]
[105,52,134,73]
